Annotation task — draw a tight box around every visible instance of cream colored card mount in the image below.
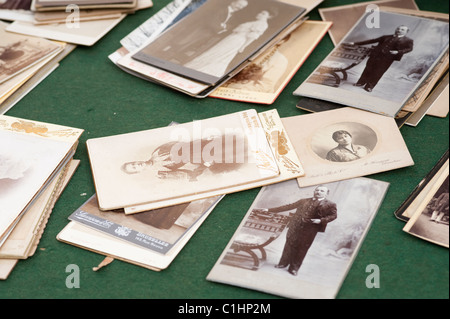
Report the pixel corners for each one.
[281,107,414,187]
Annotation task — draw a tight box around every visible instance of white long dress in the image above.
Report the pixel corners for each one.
[184,18,269,77]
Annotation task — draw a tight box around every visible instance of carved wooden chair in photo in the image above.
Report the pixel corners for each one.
[312,44,372,87]
[223,210,290,271]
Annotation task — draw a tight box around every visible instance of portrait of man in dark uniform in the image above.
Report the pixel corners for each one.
[263,185,337,276]
[347,25,414,92]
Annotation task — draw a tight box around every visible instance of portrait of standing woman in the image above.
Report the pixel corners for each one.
[184,10,271,77]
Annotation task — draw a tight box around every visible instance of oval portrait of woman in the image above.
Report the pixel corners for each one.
[310,122,378,163]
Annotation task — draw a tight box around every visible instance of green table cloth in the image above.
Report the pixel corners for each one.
[0,0,448,300]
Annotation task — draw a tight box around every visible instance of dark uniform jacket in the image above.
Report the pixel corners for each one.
[355,35,414,61]
[268,198,337,233]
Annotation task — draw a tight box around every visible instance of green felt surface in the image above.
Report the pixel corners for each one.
[0,0,448,300]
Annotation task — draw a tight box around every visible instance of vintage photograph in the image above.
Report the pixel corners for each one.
[87,110,279,211]
[294,10,449,117]
[120,0,205,52]
[0,0,32,10]
[318,0,419,45]
[0,22,61,84]
[281,107,414,187]
[122,109,304,214]
[310,122,377,163]
[207,177,389,299]
[132,0,306,85]
[404,170,449,248]
[210,20,332,104]
[68,194,223,254]
[6,13,126,46]
[395,150,448,222]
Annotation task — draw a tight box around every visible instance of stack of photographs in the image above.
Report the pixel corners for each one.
[0,20,75,113]
[1,0,153,46]
[208,20,332,104]
[57,109,306,270]
[113,0,313,97]
[395,150,449,248]
[0,115,83,279]
[294,6,449,119]
[57,194,224,271]
[206,105,418,298]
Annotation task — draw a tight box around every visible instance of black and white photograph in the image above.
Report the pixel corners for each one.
[68,194,223,254]
[0,21,62,84]
[207,177,389,299]
[404,170,449,248]
[132,0,306,85]
[294,10,449,117]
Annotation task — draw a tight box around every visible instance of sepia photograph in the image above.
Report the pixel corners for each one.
[294,10,449,117]
[403,169,449,248]
[311,122,377,163]
[132,0,306,85]
[122,109,304,214]
[207,177,389,299]
[395,150,448,222]
[210,20,332,104]
[87,110,279,211]
[0,21,61,84]
[281,107,414,187]
[6,13,126,46]
[68,194,223,254]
